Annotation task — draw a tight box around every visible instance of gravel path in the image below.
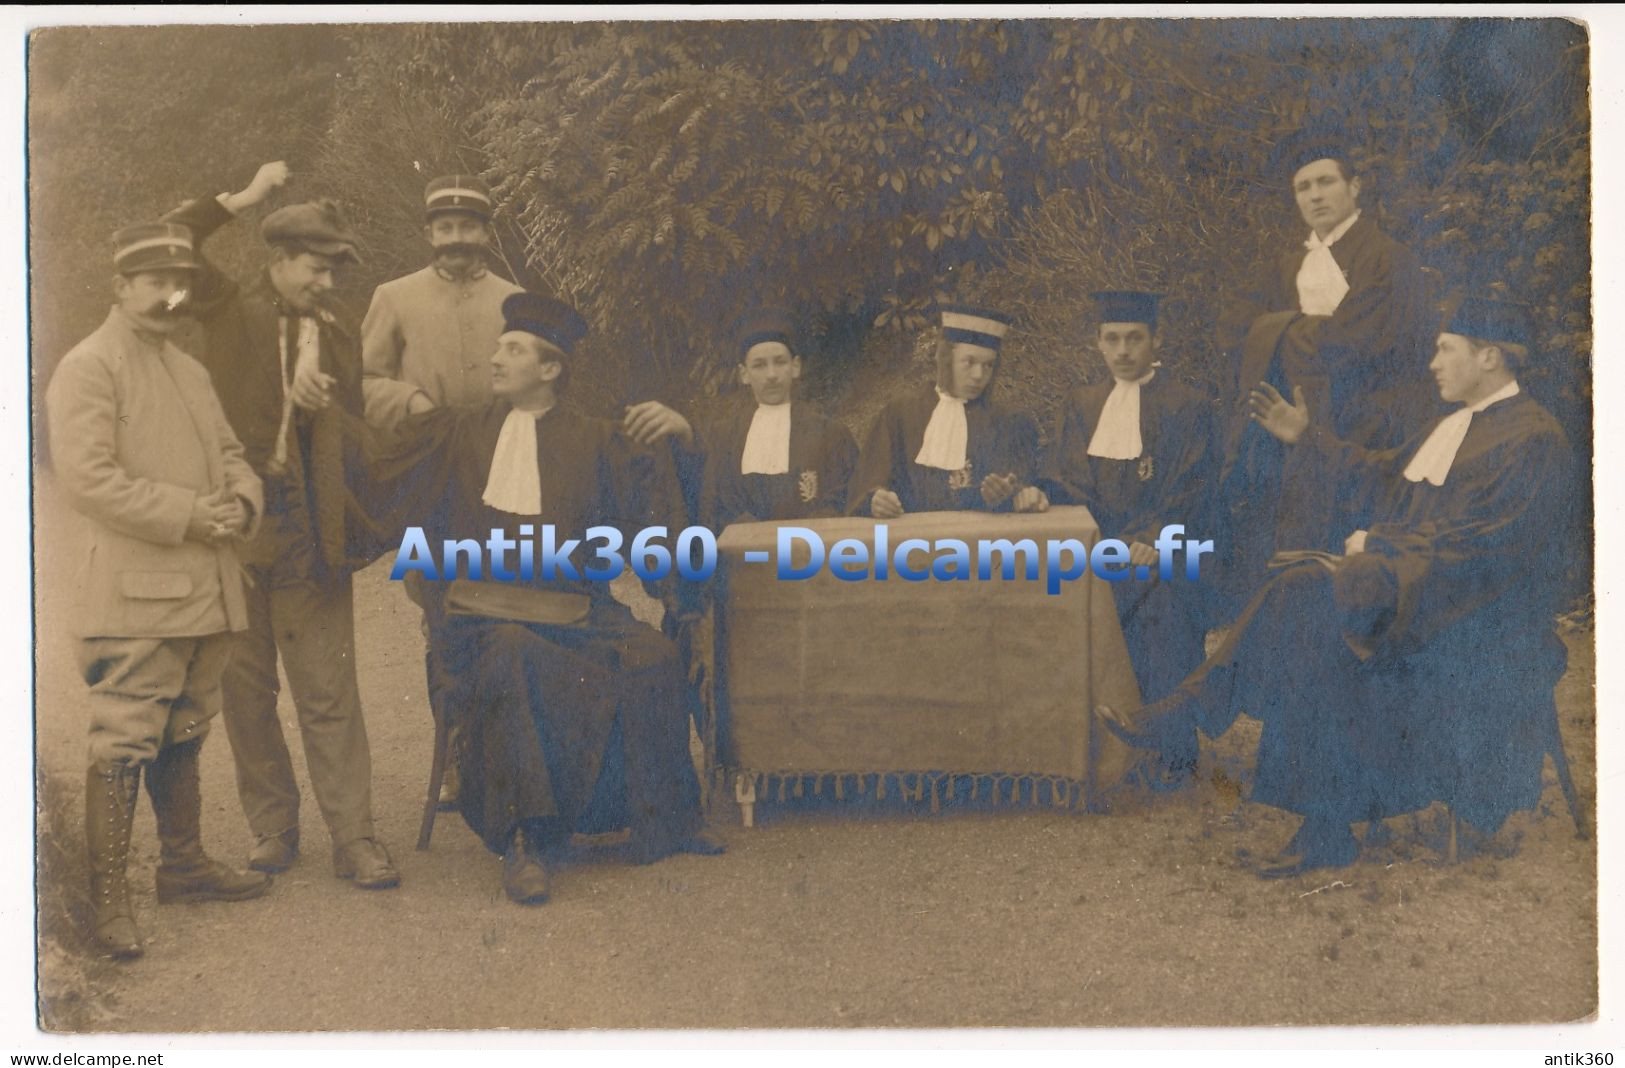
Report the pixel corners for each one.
[34,512,1597,1032]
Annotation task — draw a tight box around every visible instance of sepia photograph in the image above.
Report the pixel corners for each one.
[19,8,1606,1045]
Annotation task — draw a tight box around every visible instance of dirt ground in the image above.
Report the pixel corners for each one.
[33,546,1598,1033]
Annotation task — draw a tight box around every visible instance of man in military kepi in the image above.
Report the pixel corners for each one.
[360,172,525,809]
[360,173,524,426]
[698,305,858,528]
[164,160,400,890]
[1102,293,1572,877]
[850,304,1047,517]
[46,220,271,958]
[1038,291,1216,785]
[366,291,726,905]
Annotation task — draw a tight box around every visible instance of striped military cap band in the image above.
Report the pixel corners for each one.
[114,235,193,262]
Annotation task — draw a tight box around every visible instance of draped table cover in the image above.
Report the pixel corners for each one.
[712,506,1144,823]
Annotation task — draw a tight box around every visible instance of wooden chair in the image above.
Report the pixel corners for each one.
[1446,700,1587,862]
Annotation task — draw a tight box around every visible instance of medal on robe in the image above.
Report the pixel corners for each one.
[947,462,973,491]
[797,469,819,502]
[1137,456,1155,482]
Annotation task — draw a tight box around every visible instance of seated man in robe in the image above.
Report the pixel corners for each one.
[699,305,858,529]
[1217,127,1438,600]
[369,292,724,905]
[850,305,1048,518]
[1038,291,1216,785]
[1101,295,1571,877]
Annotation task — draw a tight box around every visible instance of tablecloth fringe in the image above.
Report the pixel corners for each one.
[733,770,1087,811]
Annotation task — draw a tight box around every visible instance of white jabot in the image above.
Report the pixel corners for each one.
[1087,370,1156,460]
[1402,380,1520,487]
[740,402,792,475]
[914,389,969,470]
[1296,210,1360,316]
[482,407,551,515]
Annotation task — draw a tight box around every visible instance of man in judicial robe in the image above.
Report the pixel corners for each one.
[360,174,524,810]
[698,306,858,529]
[850,305,1047,518]
[369,292,724,905]
[1038,291,1216,783]
[1219,129,1438,598]
[1101,295,1571,877]
[163,162,399,889]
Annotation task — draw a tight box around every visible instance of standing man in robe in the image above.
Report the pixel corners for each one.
[1039,291,1216,785]
[370,292,725,905]
[361,174,523,810]
[850,305,1048,518]
[1218,129,1437,598]
[1102,295,1571,877]
[163,161,399,889]
[699,306,858,529]
[46,221,271,958]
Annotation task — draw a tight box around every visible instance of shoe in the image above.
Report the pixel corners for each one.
[629,826,728,865]
[1257,821,1360,880]
[437,755,460,812]
[333,837,400,890]
[502,828,550,905]
[156,858,273,904]
[85,762,144,959]
[146,739,272,904]
[248,828,300,874]
[675,828,727,856]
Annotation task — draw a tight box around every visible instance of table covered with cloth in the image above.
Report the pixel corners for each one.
[712,506,1146,823]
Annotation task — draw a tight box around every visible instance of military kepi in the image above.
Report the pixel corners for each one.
[113,222,197,274]
[502,292,588,355]
[1443,293,1533,347]
[1092,290,1161,330]
[736,306,795,357]
[938,304,1012,350]
[425,175,494,221]
[261,200,361,264]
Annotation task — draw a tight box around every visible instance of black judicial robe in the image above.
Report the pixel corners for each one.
[849,387,1040,516]
[698,398,859,529]
[365,402,703,857]
[1039,375,1217,701]
[1169,389,1571,833]
[1218,216,1440,591]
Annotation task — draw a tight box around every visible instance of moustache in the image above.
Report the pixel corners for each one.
[145,289,193,318]
[431,242,486,261]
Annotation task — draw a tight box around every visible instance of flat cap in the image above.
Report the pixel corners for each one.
[260,199,361,263]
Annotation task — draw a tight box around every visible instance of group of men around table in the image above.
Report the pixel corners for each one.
[44,129,1575,959]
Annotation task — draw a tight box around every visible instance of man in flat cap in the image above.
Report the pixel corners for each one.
[1038,291,1216,786]
[46,220,271,957]
[366,292,725,905]
[360,173,524,808]
[1102,294,1571,877]
[850,305,1048,518]
[699,306,858,529]
[163,161,399,890]
[1218,128,1438,602]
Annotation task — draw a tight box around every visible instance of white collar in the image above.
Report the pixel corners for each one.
[1305,210,1361,250]
[1464,378,1520,414]
[1110,370,1156,390]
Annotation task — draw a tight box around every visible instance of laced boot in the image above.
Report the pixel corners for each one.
[84,762,143,959]
[146,739,270,904]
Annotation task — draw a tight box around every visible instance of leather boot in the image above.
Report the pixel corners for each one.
[85,762,143,959]
[146,739,271,904]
